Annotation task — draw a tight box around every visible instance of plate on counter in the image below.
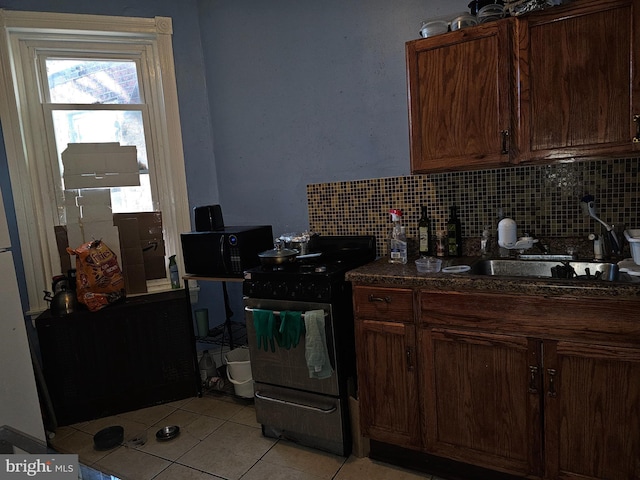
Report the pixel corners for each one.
[441,265,471,274]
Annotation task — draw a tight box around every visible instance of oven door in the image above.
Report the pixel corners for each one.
[244,298,339,396]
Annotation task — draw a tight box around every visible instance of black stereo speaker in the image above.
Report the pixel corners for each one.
[194,205,224,231]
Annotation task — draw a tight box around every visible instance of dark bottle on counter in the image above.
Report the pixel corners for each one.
[446,205,462,257]
[418,206,432,257]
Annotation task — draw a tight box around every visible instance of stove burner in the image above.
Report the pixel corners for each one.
[298,263,328,274]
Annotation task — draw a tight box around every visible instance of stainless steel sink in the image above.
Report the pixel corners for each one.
[469,258,621,282]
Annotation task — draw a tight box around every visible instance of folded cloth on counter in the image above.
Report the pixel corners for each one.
[304,310,333,379]
[253,309,275,352]
[276,311,304,350]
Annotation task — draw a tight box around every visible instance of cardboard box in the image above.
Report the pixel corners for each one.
[113,212,166,280]
[116,217,147,294]
[74,189,113,221]
[62,143,140,189]
[66,220,121,263]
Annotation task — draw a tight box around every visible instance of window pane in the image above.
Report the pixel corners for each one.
[52,110,149,171]
[52,109,153,213]
[110,174,154,213]
[46,59,141,104]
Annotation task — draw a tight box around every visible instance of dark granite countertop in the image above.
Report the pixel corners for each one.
[346,257,640,300]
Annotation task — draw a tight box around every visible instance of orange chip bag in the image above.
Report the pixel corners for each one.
[66,239,126,312]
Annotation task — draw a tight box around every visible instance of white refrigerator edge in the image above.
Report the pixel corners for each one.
[0,185,45,441]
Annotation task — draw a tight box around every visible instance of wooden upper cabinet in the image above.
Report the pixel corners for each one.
[407,0,640,172]
[406,20,515,173]
[516,0,640,162]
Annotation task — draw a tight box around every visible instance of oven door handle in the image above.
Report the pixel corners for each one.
[254,391,337,414]
[244,307,328,318]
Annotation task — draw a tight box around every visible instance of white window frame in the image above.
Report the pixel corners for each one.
[0,10,191,314]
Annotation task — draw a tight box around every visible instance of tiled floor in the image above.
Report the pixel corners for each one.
[49,393,443,480]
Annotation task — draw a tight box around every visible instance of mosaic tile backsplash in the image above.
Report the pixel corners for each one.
[307,158,640,258]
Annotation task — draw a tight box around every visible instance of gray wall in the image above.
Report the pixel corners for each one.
[198,0,464,233]
[193,0,465,326]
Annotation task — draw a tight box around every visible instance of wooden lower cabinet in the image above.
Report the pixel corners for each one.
[354,285,640,479]
[353,286,421,450]
[420,328,542,477]
[543,341,640,479]
[355,319,420,449]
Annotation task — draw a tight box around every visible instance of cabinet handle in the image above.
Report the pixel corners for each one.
[368,294,391,303]
[547,368,557,397]
[501,130,509,154]
[634,115,640,143]
[528,365,539,394]
[406,347,414,372]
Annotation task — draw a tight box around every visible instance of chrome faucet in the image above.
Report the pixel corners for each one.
[580,195,621,257]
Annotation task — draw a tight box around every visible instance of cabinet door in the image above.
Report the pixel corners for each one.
[544,341,640,479]
[518,0,640,162]
[406,20,514,173]
[355,319,421,449]
[421,328,543,477]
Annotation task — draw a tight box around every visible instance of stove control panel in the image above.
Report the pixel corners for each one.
[243,278,334,302]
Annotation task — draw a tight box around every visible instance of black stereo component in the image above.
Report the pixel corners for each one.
[181,225,273,277]
[194,204,225,232]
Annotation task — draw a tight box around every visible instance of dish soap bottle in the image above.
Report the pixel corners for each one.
[446,206,462,257]
[388,209,407,264]
[418,206,432,257]
[169,255,180,289]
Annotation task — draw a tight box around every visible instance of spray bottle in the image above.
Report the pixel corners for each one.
[388,209,408,264]
[169,255,180,289]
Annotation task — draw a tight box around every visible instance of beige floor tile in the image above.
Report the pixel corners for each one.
[241,459,326,480]
[93,446,171,480]
[164,397,195,409]
[261,441,345,479]
[228,405,260,428]
[134,425,199,461]
[49,429,111,466]
[180,396,245,421]
[152,408,225,441]
[153,463,220,480]
[334,456,431,480]
[49,425,76,443]
[117,404,176,426]
[176,422,276,480]
[71,415,148,441]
